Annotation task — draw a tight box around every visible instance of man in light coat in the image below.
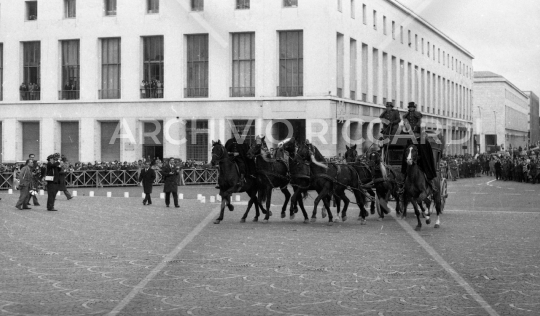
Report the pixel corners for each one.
[15,159,34,210]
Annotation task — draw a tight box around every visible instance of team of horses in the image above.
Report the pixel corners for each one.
[210,137,443,231]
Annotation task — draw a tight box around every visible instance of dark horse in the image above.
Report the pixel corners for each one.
[246,136,291,223]
[402,144,442,230]
[366,150,403,219]
[210,140,268,224]
[298,142,370,225]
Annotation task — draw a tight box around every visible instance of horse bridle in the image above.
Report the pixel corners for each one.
[211,144,227,163]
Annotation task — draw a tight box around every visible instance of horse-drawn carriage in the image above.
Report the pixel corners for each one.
[381,131,448,229]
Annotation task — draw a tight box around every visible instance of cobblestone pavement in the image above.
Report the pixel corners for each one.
[0,176,539,316]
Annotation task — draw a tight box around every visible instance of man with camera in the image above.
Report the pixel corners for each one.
[161,157,180,208]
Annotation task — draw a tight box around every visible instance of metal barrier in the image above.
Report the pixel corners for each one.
[0,168,218,190]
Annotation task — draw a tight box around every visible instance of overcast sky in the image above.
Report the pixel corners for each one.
[399,0,540,94]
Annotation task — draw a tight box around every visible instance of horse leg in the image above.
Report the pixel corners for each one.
[214,192,229,224]
[402,196,409,219]
[290,187,299,219]
[352,190,368,225]
[263,188,272,223]
[418,198,431,225]
[320,191,334,226]
[297,191,310,223]
[335,189,349,222]
[410,199,422,231]
[311,186,328,222]
[281,187,291,219]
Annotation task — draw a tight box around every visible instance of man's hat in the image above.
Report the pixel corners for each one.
[385,102,394,107]
[408,102,417,108]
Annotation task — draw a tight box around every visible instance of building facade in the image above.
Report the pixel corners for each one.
[0,0,474,163]
[524,91,539,146]
[473,71,529,153]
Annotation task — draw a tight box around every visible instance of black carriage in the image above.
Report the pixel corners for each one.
[382,132,448,212]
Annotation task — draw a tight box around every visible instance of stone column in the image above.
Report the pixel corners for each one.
[80,118,96,162]
[2,119,17,163]
[41,118,56,160]
[120,118,138,162]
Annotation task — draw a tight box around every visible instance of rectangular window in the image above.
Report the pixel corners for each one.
[142,36,164,99]
[100,38,121,99]
[0,44,3,101]
[392,21,395,39]
[26,1,37,20]
[361,43,368,101]
[400,26,404,43]
[362,4,366,24]
[191,0,204,11]
[421,38,424,54]
[373,10,377,29]
[22,41,41,101]
[391,56,397,101]
[427,41,430,57]
[408,30,411,47]
[278,31,303,97]
[382,52,388,101]
[350,39,357,100]
[186,34,209,97]
[186,120,208,162]
[147,0,159,13]
[101,122,120,162]
[231,32,255,97]
[336,33,344,98]
[372,48,379,103]
[350,0,355,18]
[64,0,76,18]
[236,0,250,9]
[61,122,79,162]
[399,59,404,108]
[284,0,298,7]
[104,0,116,16]
[407,62,412,101]
[60,40,80,100]
[415,34,418,51]
[337,0,342,12]
[383,16,387,35]
[22,122,40,160]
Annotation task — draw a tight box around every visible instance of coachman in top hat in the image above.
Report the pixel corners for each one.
[379,101,401,136]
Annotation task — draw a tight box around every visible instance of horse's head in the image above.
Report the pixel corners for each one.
[282,137,297,157]
[405,145,419,166]
[211,140,226,166]
[344,145,358,163]
[247,136,271,159]
[297,141,313,162]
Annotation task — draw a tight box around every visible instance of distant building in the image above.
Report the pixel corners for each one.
[473,71,529,154]
[524,91,539,146]
[0,0,474,163]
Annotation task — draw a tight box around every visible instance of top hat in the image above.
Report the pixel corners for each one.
[408,102,417,108]
[385,102,394,107]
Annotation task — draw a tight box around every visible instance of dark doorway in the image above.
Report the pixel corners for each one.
[275,119,306,142]
[143,145,163,162]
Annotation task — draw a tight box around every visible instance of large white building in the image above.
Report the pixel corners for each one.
[473,71,529,153]
[0,0,474,163]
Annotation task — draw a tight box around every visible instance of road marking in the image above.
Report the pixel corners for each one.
[106,206,219,316]
[486,179,496,186]
[471,193,488,195]
[389,211,501,316]
[445,210,539,214]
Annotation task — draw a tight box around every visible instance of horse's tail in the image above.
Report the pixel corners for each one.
[258,186,267,203]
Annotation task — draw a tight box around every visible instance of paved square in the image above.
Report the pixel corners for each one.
[1,177,539,315]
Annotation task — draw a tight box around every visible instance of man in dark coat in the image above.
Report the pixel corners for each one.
[45,154,62,211]
[161,157,179,208]
[15,159,34,210]
[58,157,73,200]
[380,101,401,136]
[139,161,156,205]
[225,137,252,186]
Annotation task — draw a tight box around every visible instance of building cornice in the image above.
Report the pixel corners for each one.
[387,0,474,59]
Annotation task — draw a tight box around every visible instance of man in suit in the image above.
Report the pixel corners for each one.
[45,154,62,211]
[139,161,156,205]
[27,154,41,206]
[161,157,180,208]
[379,101,401,136]
[15,159,34,210]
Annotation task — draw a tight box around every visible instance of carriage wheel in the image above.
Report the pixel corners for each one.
[440,178,448,213]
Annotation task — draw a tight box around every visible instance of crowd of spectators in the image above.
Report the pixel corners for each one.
[140,79,163,98]
[19,83,41,100]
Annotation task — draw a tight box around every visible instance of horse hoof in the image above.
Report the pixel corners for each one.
[434,224,440,228]
[426,219,431,225]
[290,215,295,220]
[263,220,269,224]
[281,213,286,219]
[377,217,383,221]
[253,218,258,222]
[303,219,309,224]
[327,221,334,226]
[415,226,421,231]
[228,205,235,212]
[213,220,221,224]
[360,220,367,225]
[322,210,327,218]
[310,218,316,223]
[240,218,246,223]
[269,211,273,217]
[342,216,347,222]
[357,217,362,221]
[401,215,406,220]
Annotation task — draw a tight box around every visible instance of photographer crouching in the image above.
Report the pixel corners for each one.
[45,153,62,211]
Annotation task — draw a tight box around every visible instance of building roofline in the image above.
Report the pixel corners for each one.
[474,73,529,99]
[387,0,475,59]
